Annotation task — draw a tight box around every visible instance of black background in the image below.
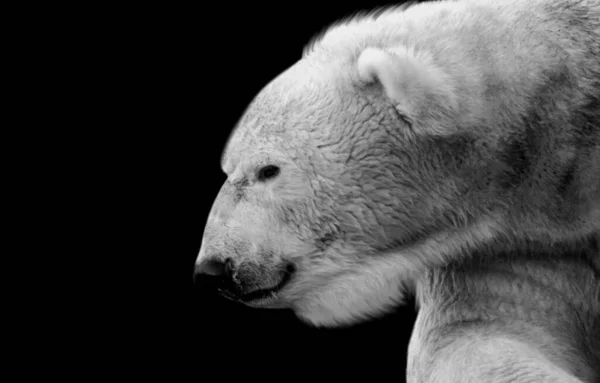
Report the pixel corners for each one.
[130,1,429,379]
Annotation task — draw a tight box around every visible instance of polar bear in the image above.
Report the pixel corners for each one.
[195,0,599,381]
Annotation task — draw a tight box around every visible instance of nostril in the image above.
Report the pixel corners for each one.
[193,257,235,290]
[196,259,227,277]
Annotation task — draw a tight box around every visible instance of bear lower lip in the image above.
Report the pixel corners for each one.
[236,266,294,303]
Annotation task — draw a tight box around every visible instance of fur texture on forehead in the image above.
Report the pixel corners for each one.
[223,62,337,171]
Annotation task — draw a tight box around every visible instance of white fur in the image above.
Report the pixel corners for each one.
[199,0,600,381]
[291,218,501,326]
[356,47,459,131]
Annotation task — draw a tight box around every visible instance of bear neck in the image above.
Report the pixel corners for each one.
[412,241,600,381]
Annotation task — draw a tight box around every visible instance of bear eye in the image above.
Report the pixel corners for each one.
[257,165,280,181]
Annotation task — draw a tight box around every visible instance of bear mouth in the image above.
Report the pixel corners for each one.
[231,264,295,303]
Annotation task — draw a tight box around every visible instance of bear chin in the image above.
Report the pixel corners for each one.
[290,274,411,328]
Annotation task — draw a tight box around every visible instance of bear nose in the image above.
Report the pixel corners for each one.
[193,258,234,290]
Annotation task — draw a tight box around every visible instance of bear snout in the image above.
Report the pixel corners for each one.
[194,257,295,304]
[193,257,237,295]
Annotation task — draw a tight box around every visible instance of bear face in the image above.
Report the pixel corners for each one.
[198,60,427,324]
[195,53,503,326]
[195,0,599,327]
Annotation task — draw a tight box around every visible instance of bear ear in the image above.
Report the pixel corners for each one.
[356,47,457,127]
[357,48,409,102]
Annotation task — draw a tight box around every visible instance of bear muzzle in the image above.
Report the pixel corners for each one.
[194,257,295,304]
